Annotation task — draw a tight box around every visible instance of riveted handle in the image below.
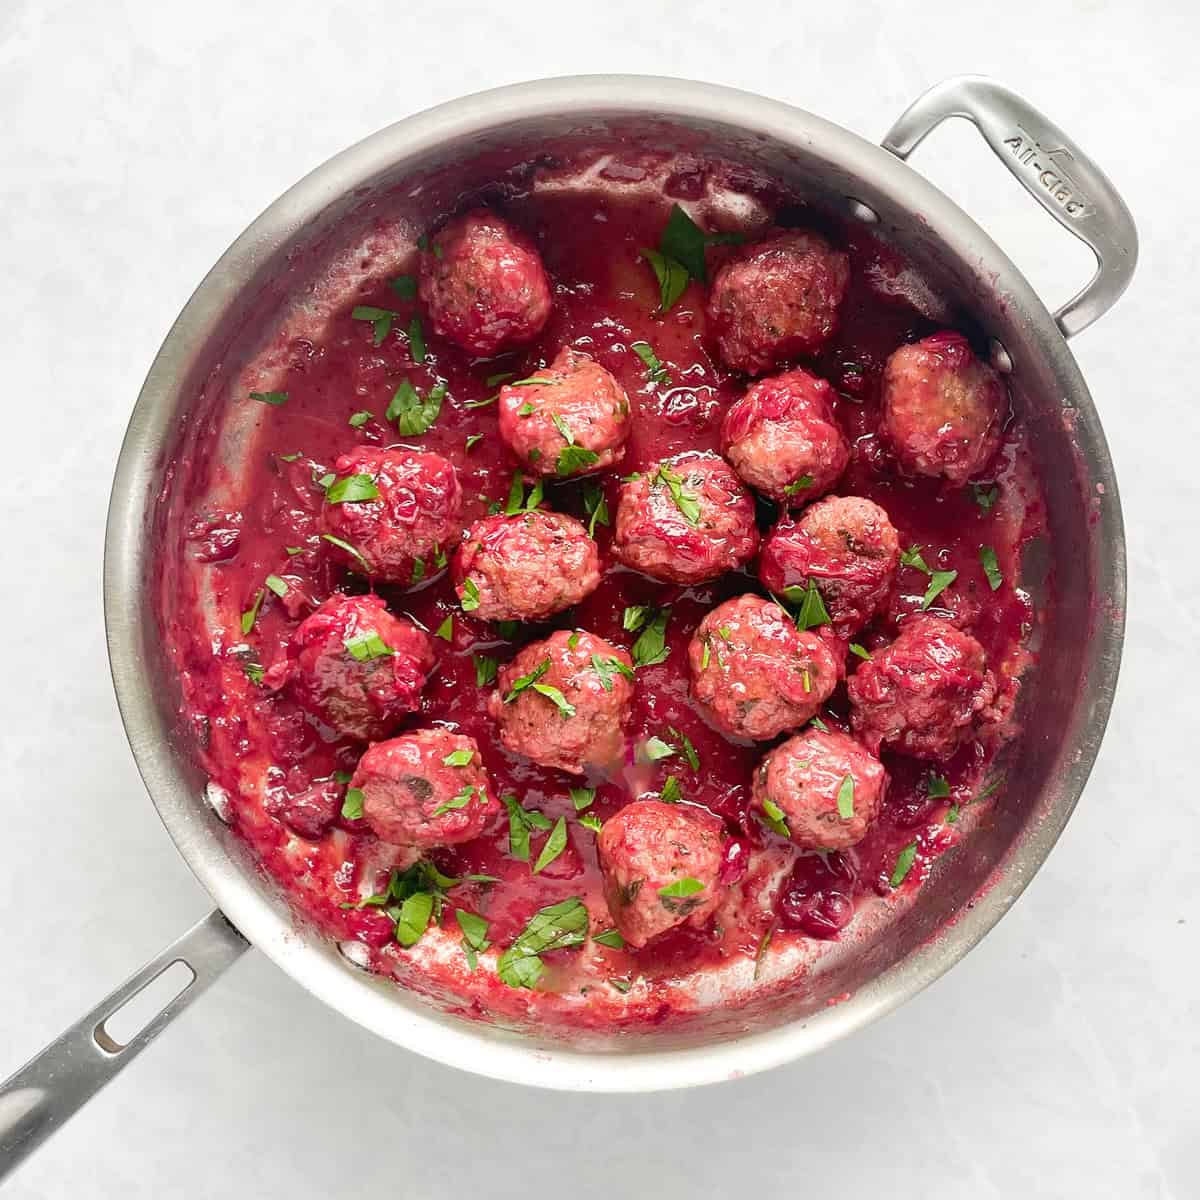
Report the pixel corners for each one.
[882,75,1137,339]
[0,910,248,1184]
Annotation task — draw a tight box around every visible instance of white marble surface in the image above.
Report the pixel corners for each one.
[1,0,1196,1195]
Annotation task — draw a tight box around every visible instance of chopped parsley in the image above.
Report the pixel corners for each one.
[389,274,417,300]
[407,316,427,363]
[410,556,426,584]
[386,379,445,435]
[455,909,490,970]
[442,748,474,767]
[899,544,931,572]
[926,774,951,799]
[473,654,499,686]
[570,787,595,811]
[465,433,483,452]
[658,877,704,904]
[321,533,372,574]
[630,607,671,668]
[849,642,871,661]
[593,928,626,949]
[325,473,380,504]
[434,614,454,642]
[241,656,265,686]
[760,797,790,837]
[393,891,435,947]
[921,569,958,610]
[591,654,635,691]
[653,463,701,524]
[579,813,603,833]
[351,305,400,345]
[459,577,481,612]
[516,401,535,417]
[344,631,393,662]
[639,736,676,763]
[433,784,477,817]
[502,794,553,862]
[836,774,856,819]
[631,340,671,387]
[240,589,265,635]
[639,247,689,313]
[531,682,576,717]
[502,658,551,703]
[264,574,288,598]
[890,842,918,887]
[250,390,288,406]
[341,787,365,820]
[581,480,609,537]
[550,411,574,443]
[783,474,815,497]
[810,715,829,733]
[532,816,569,874]
[485,371,516,388]
[979,545,1003,591]
[497,896,589,990]
[556,445,600,477]
[667,726,699,771]
[348,410,372,428]
[638,205,743,313]
[973,483,999,514]
[504,472,545,515]
[659,775,683,804]
[623,605,652,632]
[786,581,831,631]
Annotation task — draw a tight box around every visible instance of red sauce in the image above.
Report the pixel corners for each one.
[162,173,1044,1030]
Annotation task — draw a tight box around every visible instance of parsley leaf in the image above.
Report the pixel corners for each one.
[502,794,553,862]
[348,410,372,428]
[352,305,398,346]
[497,896,589,989]
[788,580,831,630]
[591,654,635,692]
[532,682,576,718]
[473,654,499,686]
[570,787,595,811]
[631,607,671,668]
[579,813,603,833]
[667,726,700,771]
[442,748,474,767]
[900,545,931,572]
[344,630,393,662]
[433,784,476,817]
[386,379,445,435]
[921,570,958,610]
[659,775,683,804]
[532,816,569,874]
[465,433,483,452]
[979,545,1003,591]
[341,787,365,820]
[623,605,651,633]
[760,796,790,837]
[250,390,288,407]
[241,589,265,635]
[973,483,999,514]
[550,411,574,444]
[435,614,454,642]
[455,909,490,970]
[653,463,701,524]
[556,445,600,477]
[836,774,855,819]
[394,890,434,947]
[639,247,689,313]
[321,533,372,574]
[849,642,871,661]
[658,877,704,901]
[631,340,671,387]
[640,736,675,763]
[325,473,380,504]
[389,274,417,300]
[890,842,918,887]
[582,479,609,537]
[410,556,426,584]
[459,577,481,612]
[783,474,815,497]
[264,574,288,598]
[926,774,951,799]
[407,316,426,364]
[593,928,625,949]
[503,658,551,703]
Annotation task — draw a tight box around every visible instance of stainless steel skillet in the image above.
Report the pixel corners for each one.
[0,74,1135,1181]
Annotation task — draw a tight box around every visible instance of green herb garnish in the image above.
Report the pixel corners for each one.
[250,390,288,406]
[325,473,380,504]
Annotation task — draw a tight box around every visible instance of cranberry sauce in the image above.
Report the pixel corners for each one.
[166,180,1043,1022]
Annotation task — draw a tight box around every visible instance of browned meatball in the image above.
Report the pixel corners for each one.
[597,800,728,948]
[487,630,635,775]
[759,496,900,636]
[267,592,435,741]
[688,594,840,740]
[320,447,462,584]
[706,229,850,374]
[847,615,998,760]
[497,347,631,477]
[452,510,600,623]
[351,728,498,848]
[417,208,552,355]
[752,728,888,850]
[881,332,1006,483]
[720,368,850,503]
[612,452,759,585]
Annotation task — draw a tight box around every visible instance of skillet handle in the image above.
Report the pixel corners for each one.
[882,75,1138,339]
[0,909,248,1184]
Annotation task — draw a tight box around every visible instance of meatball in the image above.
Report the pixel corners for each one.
[487,630,634,775]
[417,208,552,355]
[759,496,900,636]
[752,728,888,850]
[720,368,850,503]
[612,452,759,585]
[320,447,462,584]
[452,509,601,622]
[706,229,850,374]
[270,593,435,741]
[881,331,1006,483]
[847,615,998,760]
[597,800,728,948]
[497,347,631,477]
[688,594,840,740]
[351,728,498,849]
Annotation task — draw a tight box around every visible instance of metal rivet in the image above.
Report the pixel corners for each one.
[338,940,371,969]
[846,198,879,224]
[988,338,1013,374]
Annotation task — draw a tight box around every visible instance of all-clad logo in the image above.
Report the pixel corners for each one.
[1002,126,1093,219]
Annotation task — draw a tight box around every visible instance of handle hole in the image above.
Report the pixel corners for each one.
[93,959,196,1053]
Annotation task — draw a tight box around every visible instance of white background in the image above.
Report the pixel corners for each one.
[1,2,1196,1196]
